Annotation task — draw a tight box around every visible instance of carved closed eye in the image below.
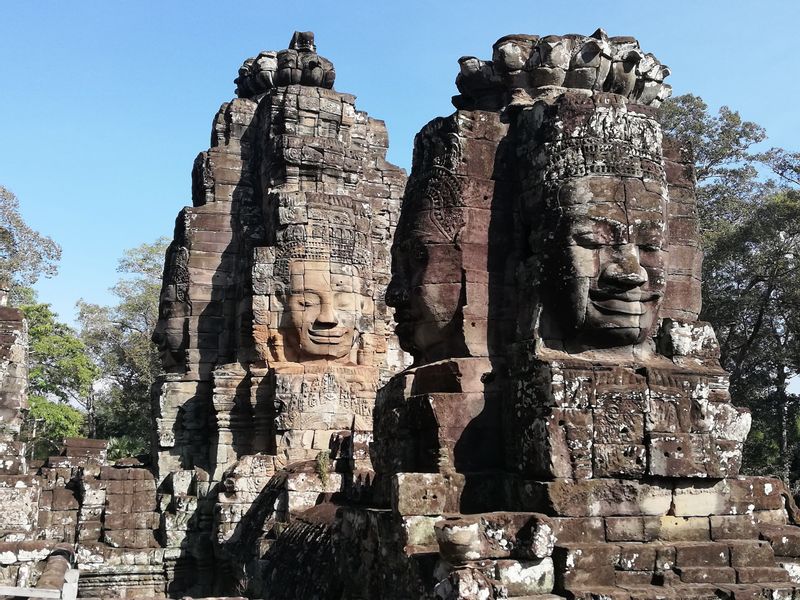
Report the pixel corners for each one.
[334,292,357,312]
[295,293,321,308]
[573,232,604,248]
[638,243,662,252]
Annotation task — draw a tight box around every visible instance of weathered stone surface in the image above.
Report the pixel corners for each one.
[495,557,555,595]
[0,307,28,471]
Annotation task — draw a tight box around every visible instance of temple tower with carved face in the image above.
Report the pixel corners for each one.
[334,30,800,600]
[150,31,406,595]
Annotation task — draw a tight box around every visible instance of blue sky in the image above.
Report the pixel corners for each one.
[1,0,798,323]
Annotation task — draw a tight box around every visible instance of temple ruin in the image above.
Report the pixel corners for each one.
[1,28,800,600]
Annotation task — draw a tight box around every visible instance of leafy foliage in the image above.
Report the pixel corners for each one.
[77,238,168,454]
[0,186,61,292]
[21,302,98,406]
[661,94,800,483]
[23,395,84,460]
[107,435,148,461]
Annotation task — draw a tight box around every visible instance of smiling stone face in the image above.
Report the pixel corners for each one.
[278,259,371,362]
[548,177,666,347]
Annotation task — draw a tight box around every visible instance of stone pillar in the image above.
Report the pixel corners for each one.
[0,306,29,474]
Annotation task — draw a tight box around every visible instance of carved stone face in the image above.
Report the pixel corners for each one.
[152,244,190,372]
[152,285,189,372]
[278,259,371,362]
[386,210,464,363]
[545,177,666,348]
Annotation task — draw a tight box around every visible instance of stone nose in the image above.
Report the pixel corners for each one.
[385,278,410,308]
[601,244,647,287]
[315,299,339,328]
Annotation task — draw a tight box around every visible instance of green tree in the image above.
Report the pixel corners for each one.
[20,301,97,428]
[23,396,84,460]
[702,191,800,480]
[661,94,800,482]
[0,186,61,301]
[77,237,168,456]
[659,94,768,233]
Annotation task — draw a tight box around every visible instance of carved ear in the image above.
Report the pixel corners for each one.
[272,283,289,310]
[266,327,286,363]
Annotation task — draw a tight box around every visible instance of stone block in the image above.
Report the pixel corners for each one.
[654,516,711,542]
[674,542,729,567]
[727,540,774,568]
[553,543,620,590]
[401,515,440,551]
[735,567,790,584]
[77,520,102,541]
[593,444,646,478]
[647,433,709,477]
[676,566,736,583]
[710,515,759,540]
[727,477,785,513]
[778,560,800,583]
[616,543,658,571]
[0,476,39,532]
[605,517,646,542]
[104,512,160,531]
[391,473,447,516]
[760,525,800,557]
[551,517,606,544]
[52,488,79,511]
[435,512,556,563]
[615,571,655,586]
[102,528,159,550]
[673,480,730,516]
[495,558,554,596]
[434,518,484,564]
[544,479,672,517]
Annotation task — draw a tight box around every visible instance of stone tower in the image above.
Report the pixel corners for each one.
[151,31,406,594]
[333,30,800,600]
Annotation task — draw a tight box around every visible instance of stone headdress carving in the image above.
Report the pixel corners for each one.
[235,31,335,99]
[454,28,671,111]
[523,93,666,188]
[271,198,372,282]
[400,117,465,242]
